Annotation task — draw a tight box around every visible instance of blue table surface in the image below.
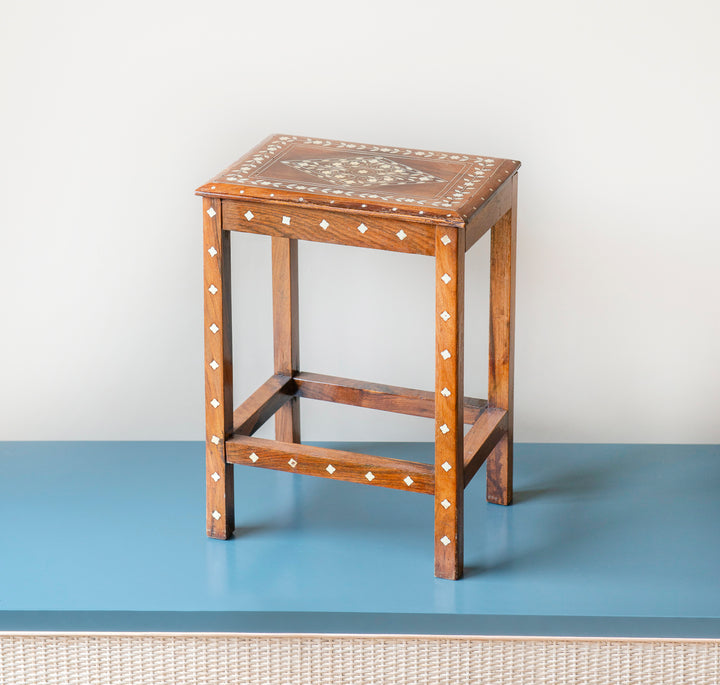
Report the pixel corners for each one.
[1,442,718,637]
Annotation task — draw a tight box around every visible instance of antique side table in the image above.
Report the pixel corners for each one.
[196,135,519,579]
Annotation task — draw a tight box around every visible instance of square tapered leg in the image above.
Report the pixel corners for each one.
[271,237,301,443]
[203,198,235,538]
[486,175,517,506]
[434,226,466,580]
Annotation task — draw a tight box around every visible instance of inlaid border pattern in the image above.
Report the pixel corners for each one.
[219,136,498,208]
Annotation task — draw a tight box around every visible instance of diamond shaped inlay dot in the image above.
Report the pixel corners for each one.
[441,273,451,284]
[441,387,451,397]
[209,324,219,334]
[210,435,220,445]
[206,207,216,218]
[244,210,254,221]
[442,461,452,472]
[396,229,407,241]
[403,476,414,486]
[282,216,291,225]
[440,424,450,434]
[441,234,451,246]
[319,219,329,230]
[208,247,217,257]
[212,510,221,520]
[210,360,219,370]
[441,499,451,509]
[440,310,450,322]
[208,284,218,295]
[365,471,375,481]
[211,472,220,482]
[440,535,451,546]
[210,399,220,408]
[440,349,451,360]
[288,458,297,468]
[326,464,336,474]
[357,223,368,234]
[249,452,259,463]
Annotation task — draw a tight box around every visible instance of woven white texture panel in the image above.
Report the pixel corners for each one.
[1,633,719,684]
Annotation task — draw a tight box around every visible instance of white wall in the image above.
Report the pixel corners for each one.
[1,0,719,442]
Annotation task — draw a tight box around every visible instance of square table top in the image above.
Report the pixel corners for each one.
[196,134,520,225]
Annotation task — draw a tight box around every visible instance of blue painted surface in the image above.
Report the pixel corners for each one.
[0,442,719,635]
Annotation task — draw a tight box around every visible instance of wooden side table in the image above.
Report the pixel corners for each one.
[196,135,520,579]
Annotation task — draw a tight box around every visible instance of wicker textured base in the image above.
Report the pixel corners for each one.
[2,633,719,684]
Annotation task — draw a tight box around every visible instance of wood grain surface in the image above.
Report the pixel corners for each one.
[293,372,486,424]
[232,374,294,437]
[223,201,435,256]
[463,408,508,487]
[203,197,234,538]
[433,225,465,579]
[226,436,434,495]
[486,174,518,506]
[272,237,301,443]
[465,177,515,251]
[196,134,520,225]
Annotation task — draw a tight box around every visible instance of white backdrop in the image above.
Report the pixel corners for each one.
[1,0,719,442]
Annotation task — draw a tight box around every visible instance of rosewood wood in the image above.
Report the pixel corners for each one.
[465,179,514,251]
[293,372,486,424]
[226,436,434,495]
[433,226,465,580]
[463,408,508,487]
[486,174,518,506]
[197,134,520,579]
[203,197,234,538]
[223,201,435,256]
[232,374,295,437]
[197,134,520,225]
[271,238,301,443]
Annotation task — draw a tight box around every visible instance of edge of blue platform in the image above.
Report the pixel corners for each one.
[2,441,719,638]
[2,612,719,638]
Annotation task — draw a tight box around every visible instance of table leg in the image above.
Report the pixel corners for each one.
[203,198,235,538]
[487,175,517,505]
[272,237,301,443]
[434,226,465,579]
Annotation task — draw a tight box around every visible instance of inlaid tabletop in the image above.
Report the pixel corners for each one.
[196,135,520,224]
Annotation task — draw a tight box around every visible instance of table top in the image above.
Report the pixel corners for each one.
[196,135,520,224]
